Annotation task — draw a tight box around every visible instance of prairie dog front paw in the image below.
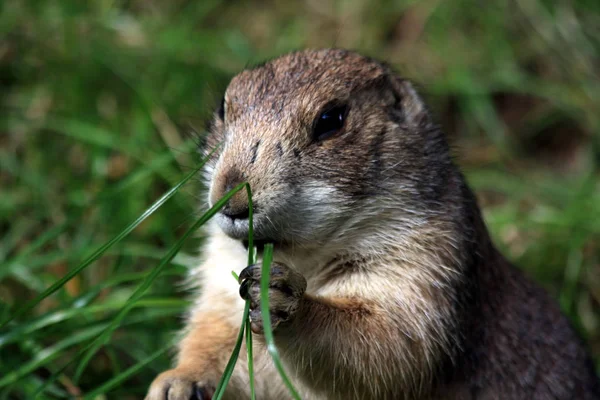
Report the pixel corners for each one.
[238,261,307,334]
[146,368,215,400]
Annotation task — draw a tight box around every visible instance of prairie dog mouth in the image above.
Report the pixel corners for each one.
[215,213,251,240]
[242,239,272,251]
[215,212,279,246]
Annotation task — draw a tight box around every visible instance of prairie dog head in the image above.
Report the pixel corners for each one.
[205,49,454,253]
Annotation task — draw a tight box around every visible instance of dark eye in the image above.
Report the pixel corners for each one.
[217,97,225,120]
[313,104,348,141]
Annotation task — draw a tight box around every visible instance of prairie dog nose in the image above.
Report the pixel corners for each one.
[212,168,250,220]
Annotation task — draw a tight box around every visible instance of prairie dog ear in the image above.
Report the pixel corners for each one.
[388,75,431,127]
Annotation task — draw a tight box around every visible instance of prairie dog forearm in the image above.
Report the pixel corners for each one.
[175,312,237,376]
[145,306,240,400]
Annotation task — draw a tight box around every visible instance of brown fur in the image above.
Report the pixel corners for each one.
[147,49,599,400]
[146,314,236,399]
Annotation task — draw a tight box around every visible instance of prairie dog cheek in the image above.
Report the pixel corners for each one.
[292,180,339,216]
[280,180,347,241]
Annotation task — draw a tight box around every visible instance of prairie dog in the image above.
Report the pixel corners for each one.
[146,49,599,400]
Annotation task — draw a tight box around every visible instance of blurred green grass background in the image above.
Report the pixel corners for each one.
[1,0,599,398]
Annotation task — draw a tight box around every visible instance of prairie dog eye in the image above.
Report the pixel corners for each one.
[313,103,348,142]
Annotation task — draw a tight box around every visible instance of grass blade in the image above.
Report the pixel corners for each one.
[0,151,210,328]
[0,324,107,387]
[82,343,171,399]
[213,183,256,399]
[0,298,185,348]
[246,317,255,400]
[212,301,250,400]
[0,221,69,280]
[245,183,256,399]
[0,307,182,392]
[260,244,301,400]
[245,184,255,263]
[73,181,248,381]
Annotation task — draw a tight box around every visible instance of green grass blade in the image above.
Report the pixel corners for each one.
[0,324,108,387]
[245,184,255,264]
[0,157,207,328]
[1,307,182,392]
[244,183,256,400]
[73,181,248,381]
[82,343,171,399]
[246,317,255,400]
[260,244,301,400]
[96,139,197,201]
[0,221,69,280]
[212,301,250,400]
[0,298,185,348]
[213,182,256,399]
[28,308,182,398]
